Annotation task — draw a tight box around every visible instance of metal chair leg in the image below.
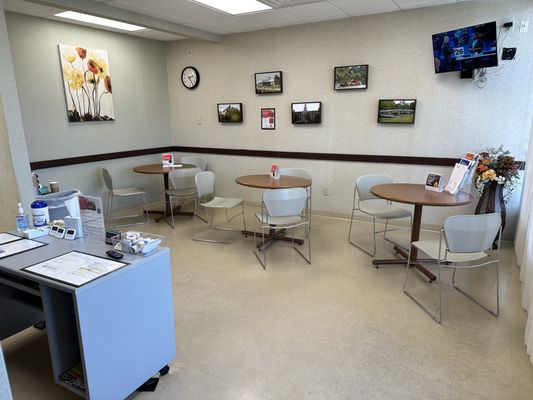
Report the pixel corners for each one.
[403,250,441,324]
[451,263,499,316]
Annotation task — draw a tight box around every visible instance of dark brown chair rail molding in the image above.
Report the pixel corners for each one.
[29,146,526,171]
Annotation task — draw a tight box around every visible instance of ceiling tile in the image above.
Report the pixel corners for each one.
[393,0,458,9]
[328,0,399,16]
[193,15,264,33]
[108,0,191,24]
[239,9,305,28]
[281,2,349,22]
[3,0,63,17]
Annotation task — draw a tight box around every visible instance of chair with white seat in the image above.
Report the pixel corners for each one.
[279,167,312,227]
[403,213,501,324]
[348,174,411,257]
[192,171,246,243]
[165,167,201,229]
[102,167,149,227]
[180,156,208,171]
[254,187,311,269]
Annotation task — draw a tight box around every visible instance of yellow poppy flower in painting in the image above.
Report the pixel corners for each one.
[63,51,77,63]
[96,58,108,79]
[63,66,84,91]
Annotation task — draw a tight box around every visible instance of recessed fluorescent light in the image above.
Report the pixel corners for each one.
[193,0,271,15]
[55,11,146,31]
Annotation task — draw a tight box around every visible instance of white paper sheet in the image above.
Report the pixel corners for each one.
[79,195,106,241]
[24,251,126,287]
[0,239,45,259]
[0,232,21,245]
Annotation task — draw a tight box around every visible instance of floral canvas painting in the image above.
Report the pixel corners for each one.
[59,44,114,122]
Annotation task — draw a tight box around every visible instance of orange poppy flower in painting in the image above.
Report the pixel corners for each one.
[75,47,87,59]
[87,59,99,75]
[104,76,112,93]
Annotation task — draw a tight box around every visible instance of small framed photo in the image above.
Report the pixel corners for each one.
[377,99,417,124]
[291,102,321,124]
[261,108,275,130]
[255,71,283,94]
[425,172,443,192]
[334,65,368,90]
[218,103,243,123]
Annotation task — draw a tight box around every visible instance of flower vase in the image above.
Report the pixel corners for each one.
[474,181,505,248]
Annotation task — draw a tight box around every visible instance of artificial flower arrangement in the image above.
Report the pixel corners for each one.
[474,146,520,203]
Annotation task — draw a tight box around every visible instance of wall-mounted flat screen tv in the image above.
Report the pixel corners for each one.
[432,21,498,73]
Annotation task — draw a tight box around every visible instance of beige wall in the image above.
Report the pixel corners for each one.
[167,0,533,238]
[0,101,19,230]
[6,12,173,205]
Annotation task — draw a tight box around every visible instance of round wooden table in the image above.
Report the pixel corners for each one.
[235,174,312,247]
[133,163,197,223]
[235,174,311,189]
[370,183,472,281]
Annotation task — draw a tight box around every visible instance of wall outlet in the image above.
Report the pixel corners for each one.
[196,116,202,125]
[322,187,329,196]
[520,20,529,33]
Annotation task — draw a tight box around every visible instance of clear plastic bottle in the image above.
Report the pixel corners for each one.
[16,203,30,231]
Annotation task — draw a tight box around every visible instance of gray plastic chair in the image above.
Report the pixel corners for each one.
[165,167,201,229]
[192,171,246,243]
[254,187,311,269]
[403,213,501,323]
[279,168,312,227]
[348,174,412,257]
[180,156,208,171]
[102,168,149,227]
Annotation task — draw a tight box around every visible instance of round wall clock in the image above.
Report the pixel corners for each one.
[181,66,200,89]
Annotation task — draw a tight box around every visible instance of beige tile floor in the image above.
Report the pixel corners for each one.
[3,207,533,400]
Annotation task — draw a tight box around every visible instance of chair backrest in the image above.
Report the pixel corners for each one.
[169,167,200,190]
[443,213,501,253]
[279,168,311,181]
[102,168,113,191]
[181,156,208,171]
[195,171,215,198]
[356,174,393,201]
[263,188,307,217]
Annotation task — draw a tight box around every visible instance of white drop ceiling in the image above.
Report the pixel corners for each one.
[3,0,466,41]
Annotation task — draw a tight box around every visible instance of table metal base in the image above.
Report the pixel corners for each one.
[372,245,437,282]
[242,228,305,250]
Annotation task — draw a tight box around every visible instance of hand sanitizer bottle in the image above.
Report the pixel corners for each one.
[16,203,29,231]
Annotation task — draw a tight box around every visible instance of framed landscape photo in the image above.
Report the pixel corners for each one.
[334,65,368,90]
[377,99,417,124]
[218,103,243,123]
[291,102,321,124]
[255,71,283,94]
[261,108,275,130]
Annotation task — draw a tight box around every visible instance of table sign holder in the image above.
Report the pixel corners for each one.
[425,173,443,192]
[161,153,174,166]
[270,163,280,180]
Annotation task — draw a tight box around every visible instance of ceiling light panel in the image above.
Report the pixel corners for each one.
[260,0,323,8]
[193,0,272,14]
[55,11,146,31]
